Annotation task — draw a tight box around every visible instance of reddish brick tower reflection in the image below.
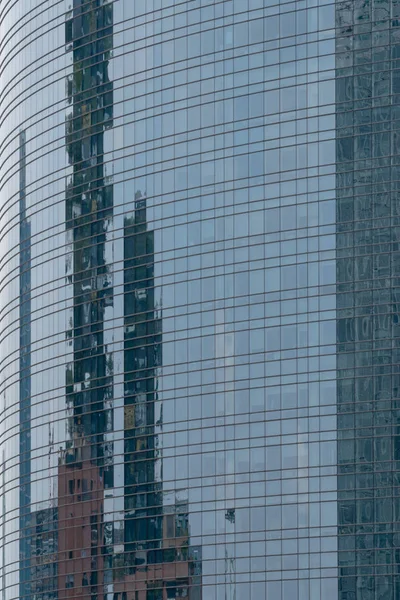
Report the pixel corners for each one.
[58,448,104,599]
[112,501,202,599]
[57,453,202,599]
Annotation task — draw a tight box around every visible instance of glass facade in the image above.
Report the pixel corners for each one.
[0,0,396,599]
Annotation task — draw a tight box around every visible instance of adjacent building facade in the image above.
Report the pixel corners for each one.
[0,0,398,599]
[336,2,400,599]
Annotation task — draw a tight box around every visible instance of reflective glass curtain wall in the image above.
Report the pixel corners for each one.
[1,0,387,599]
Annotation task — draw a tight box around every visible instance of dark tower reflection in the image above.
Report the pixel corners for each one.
[123,193,163,563]
[19,129,32,600]
[117,195,202,599]
[61,0,114,598]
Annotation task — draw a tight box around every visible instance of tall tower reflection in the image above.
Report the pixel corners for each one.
[114,194,202,599]
[60,0,114,597]
[19,129,32,599]
[123,193,163,563]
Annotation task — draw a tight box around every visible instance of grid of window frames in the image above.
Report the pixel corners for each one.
[3,0,394,599]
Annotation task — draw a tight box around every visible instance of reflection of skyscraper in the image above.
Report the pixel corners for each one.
[19,129,32,600]
[123,194,163,563]
[61,0,114,597]
[121,197,201,599]
[57,455,104,598]
[64,0,114,465]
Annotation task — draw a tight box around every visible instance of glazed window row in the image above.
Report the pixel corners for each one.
[1,13,337,139]
[1,0,335,107]
[0,172,392,267]
[1,72,338,191]
[0,333,391,395]
[1,160,337,242]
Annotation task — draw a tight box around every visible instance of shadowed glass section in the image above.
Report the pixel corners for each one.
[19,129,32,600]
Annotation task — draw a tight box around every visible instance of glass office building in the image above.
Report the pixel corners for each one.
[0,0,398,599]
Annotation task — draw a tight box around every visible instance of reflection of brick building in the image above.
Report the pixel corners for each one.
[56,454,202,600]
[113,502,202,600]
[57,448,104,600]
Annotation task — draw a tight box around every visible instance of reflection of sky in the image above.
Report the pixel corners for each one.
[0,2,70,595]
[151,2,338,598]
[27,78,71,510]
[103,2,126,544]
